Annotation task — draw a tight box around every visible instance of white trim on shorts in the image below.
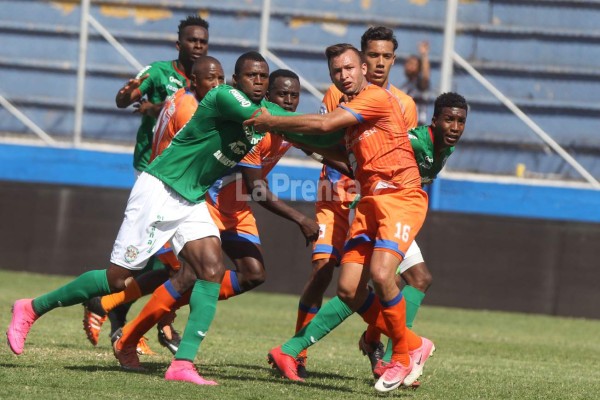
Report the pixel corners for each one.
[110,172,220,270]
[396,240,424,275]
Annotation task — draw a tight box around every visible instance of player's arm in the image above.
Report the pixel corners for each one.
[417,41,431,91]
[245,106,356,136]
[241,166,320,246]
[115,74,150,108]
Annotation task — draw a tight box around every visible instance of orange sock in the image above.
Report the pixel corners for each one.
[118,281,180,349]
[406,327,423,351]
[295,303,319,359]
[357,292,391,337]
[219,270,241,300]
[100,280,142,313]
[381,295,409,366]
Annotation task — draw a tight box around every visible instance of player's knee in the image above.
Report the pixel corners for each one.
[337,285,357,306]
[242,268,266,290]
[403,264,433,292]
[106,264,133,292]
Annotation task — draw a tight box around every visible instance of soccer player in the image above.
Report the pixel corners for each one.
[6,52,300,386]
[245,43,429,392]
[292,26,420,377]
[111,67,319,364]
[365,91,468,376]
[82,55,225,355]
[83,15,211,350]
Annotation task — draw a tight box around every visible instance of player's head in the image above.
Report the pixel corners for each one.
[360,26,397,87]
[325,43,367,96]
[431,92,468,149]
[266,69,300,112]
[190,56,224,101]
[176,16,210,65]
[232,51,270,104]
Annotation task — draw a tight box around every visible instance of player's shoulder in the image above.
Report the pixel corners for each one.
[408,125,431,142]
[388,84,416,103]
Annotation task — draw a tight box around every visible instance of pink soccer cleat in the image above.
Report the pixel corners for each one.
[165,360,218,385]
[374,359,414,393]
[6,299,38,355]
[404,336,435,386]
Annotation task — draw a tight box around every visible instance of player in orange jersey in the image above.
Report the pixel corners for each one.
[292,26,422,378]
[245,43,431,393]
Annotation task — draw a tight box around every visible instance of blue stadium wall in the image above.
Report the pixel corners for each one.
[1,143,599,319]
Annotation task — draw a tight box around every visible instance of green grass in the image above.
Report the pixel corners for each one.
[1,269,599,400]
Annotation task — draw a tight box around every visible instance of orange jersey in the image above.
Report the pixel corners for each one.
[150,87,199,162]
[206,132,292,212]
[340,84,421,195]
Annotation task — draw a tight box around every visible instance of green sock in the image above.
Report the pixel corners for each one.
[32,270,110,316]
[403,285,426,328]
[382,285,426,362]
[281,296,353,357]
[175,280,220,362]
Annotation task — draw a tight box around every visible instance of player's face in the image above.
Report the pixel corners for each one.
[233,60,270,103]
[266,77,300,112]
[431,107,467,148]
[191,62,225,100]
[329,50,367,96]
[177,26,209,64]
[364,40,396,87]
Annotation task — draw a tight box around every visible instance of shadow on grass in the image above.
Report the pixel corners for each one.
[203,363,359,393]
[65,361,167,375]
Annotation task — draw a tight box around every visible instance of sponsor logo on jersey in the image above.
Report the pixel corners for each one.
[166,84,180,94]
[124,245,139,263]
[169,76,183,86]
[229,89,251,107]
[213,150,237,167]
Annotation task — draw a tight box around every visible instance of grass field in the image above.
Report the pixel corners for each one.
[1,269,599,400]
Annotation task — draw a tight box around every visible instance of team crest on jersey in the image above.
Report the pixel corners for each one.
[124,245,139,263]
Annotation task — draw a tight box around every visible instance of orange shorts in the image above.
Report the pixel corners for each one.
[341,187,428,265]
[155,243,181,271]
[206,196,261,245]
[312,200,353,265]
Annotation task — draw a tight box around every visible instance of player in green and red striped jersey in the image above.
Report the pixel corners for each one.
[6,52,307,386]
[83,15,210,351]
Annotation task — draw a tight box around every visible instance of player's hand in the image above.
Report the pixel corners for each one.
[299,216,320,246]
[418,41,429,56]
[119,74,149,95]
[133,99,156,116]
[243,107,272,133]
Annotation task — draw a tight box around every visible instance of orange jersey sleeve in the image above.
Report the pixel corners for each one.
[340,85,421,194]
[150,88,199,161]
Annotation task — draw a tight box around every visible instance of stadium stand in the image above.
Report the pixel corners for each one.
[1,0,600,180]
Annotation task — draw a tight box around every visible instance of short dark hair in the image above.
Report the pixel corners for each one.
[360,26,398,52]
[178,15,209,39]
[325,43,364,67]
[268,69,300,91]
[234,51,268,76]
[434,92,468,116]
